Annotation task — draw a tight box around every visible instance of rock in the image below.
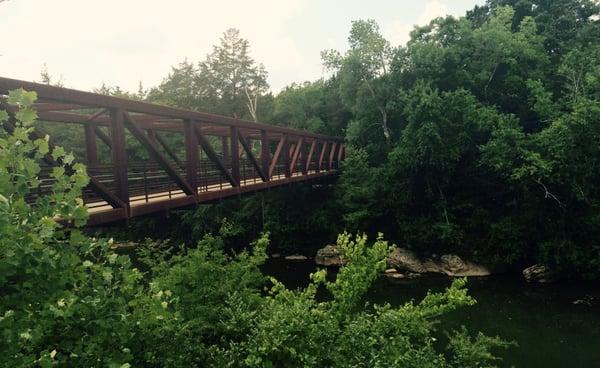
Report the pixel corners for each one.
[384,271,405,280]
[284,254,308,261]
[387,248,427,273]
[572,295,594,306]
[523,264,557,283]
[439,254,491,277]
[271,253,281,259]
[384,268,398,274]
[315,245,346,266]
[387,247,490,277]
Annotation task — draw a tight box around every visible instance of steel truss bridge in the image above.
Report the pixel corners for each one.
[0,77,345,225]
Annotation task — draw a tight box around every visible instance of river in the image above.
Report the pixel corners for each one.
[262,258,600,368]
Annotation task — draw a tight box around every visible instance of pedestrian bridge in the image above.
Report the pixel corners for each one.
[0,77,345,225]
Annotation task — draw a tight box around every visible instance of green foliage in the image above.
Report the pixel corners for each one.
[205,234,505,367]
[1,98,506,366]
[447,327,514,368]
[149,28,269,121]
[332,0,600,277]
[0,90,150,367]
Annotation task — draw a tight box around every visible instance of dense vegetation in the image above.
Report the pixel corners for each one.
[0,91,510,366]
[331,0,600,278]
[116,0,600,279]
[3,0,599,365]
[29,0,600,279]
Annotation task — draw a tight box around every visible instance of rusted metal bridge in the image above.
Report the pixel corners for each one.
[0,77,345,225]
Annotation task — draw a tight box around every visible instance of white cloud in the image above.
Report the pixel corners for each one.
[386,20,413,46]
[385,0,449,46]
[418,0,448,24]
[0,0,307,91]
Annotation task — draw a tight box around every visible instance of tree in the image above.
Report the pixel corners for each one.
[38,64,64,87]
[199,28,269,119]
[150,29,269,121]
[322,20,395,141]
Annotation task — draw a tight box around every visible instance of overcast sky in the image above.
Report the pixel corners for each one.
[0,0,484,93]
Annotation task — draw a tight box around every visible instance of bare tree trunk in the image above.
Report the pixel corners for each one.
[365,80,391,141]
[244,87,258,123]
[381,109,391,141]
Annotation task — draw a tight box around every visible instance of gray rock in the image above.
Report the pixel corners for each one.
[285,254,308,261]
[384,271,405,280]
[388,248,490,277]
[387,248,427,273]
[315,245,346,266]
[523,264,557,283]
[439,254,491,277]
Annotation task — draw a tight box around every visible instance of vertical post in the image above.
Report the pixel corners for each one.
[222,136,230,161]
[328,142,337,170]
[110,109,129,213]
[261,129,270,181]
[84,123,98,166]
[184,119,199,193]
[318,141,327,172]
[284,134,291,178]
[230,126,240,185]
[337,144,345,165]
[305,139,316,174]
[301,140,309,175]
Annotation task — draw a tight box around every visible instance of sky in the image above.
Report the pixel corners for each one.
[0,0,484,93]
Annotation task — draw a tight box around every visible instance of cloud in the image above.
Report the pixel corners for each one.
[385,0,449,46]
[0,0,307,91]
[386,20,413,46]
[418,0,448,24]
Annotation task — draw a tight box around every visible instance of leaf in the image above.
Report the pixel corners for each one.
[8,89,37,107]
[51,146,66,161]
[15,108,38,125]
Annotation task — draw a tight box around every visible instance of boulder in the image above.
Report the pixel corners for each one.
[523,264,557,283]
[439,254,491,277]
[384,270,405,280]
[387,248,427,273]
[271,253,281,259]
[315,245,346,266]
[387,248,490,277]
[284,254,308,261]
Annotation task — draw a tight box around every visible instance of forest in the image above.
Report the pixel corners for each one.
[125,0,600,279]
[1,0,599,366]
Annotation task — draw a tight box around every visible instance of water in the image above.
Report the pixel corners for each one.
[262,258,600,368]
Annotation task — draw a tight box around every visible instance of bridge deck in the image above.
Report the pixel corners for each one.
[0,77,345,225]
[86,171,332,225]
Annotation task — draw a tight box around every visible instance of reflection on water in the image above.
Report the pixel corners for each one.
[262,258,600,368]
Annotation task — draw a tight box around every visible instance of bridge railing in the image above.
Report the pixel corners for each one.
[0,77,345,224]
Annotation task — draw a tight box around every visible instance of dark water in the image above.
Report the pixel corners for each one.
[262,258,600,368]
